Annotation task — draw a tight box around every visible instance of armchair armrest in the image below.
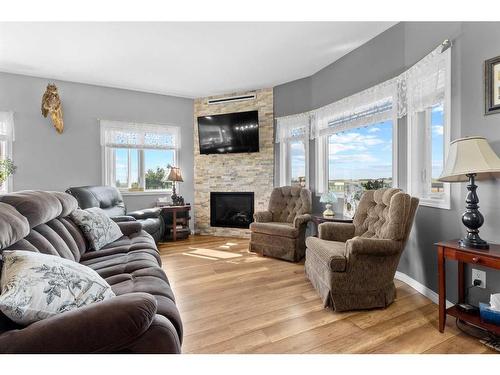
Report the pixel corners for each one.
[293,214,311,228]
[253,210,272,223]
[128,207,162,220]
[117,221,143,236]
[346,237,402,257]
[111,215,137,223]
[319,222,355,242]
[0,293,157,354]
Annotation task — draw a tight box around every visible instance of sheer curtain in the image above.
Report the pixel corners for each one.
[100,120,180,150]
[0,111,15,143]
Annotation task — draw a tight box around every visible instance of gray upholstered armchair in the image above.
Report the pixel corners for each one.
[249,186,312,262]
[305,188,419,311]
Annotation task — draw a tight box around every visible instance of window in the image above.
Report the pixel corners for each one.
[0,112,14,194]
[407,46,451,209]
[276,115,309,188]
[327,120,394,196]
[101,120,180,194]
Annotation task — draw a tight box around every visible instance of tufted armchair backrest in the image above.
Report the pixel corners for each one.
[353,188,416,241]
[268,186,312,223]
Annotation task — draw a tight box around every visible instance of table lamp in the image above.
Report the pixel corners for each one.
[438,136,500,249]
[167,165,183,205]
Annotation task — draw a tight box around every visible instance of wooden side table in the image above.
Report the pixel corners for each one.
[159,205,191,241]
[310,213,353,237]
[435,240,500,335]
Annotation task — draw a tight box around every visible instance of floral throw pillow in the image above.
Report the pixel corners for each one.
[0,250,115,325]
[70,207,123,250]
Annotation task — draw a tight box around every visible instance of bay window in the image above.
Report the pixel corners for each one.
[276,115,309,188]
[327,120,394,196]
[100,120,180,194]
[406,46,451,209]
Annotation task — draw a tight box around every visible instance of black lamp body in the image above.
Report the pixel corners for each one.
[460,173,489,249]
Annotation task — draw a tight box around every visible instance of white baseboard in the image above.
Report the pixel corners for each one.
[395,271,453,308]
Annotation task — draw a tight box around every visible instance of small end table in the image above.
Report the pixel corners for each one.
[310,213,353,237]
[435,240,500,335]
[159,205,191,242]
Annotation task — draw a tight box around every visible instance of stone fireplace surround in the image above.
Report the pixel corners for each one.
[193,88,274,238]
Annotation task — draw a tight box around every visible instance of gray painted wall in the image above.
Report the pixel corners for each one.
[274,22,500,304]
[0,72,194,213]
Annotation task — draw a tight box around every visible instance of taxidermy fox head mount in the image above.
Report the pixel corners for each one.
[41,83,64,134]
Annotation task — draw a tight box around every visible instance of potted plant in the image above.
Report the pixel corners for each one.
[320,191,338,217]
[0,158,16,191]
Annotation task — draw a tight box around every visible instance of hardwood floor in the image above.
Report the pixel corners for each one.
[158,235,494,354]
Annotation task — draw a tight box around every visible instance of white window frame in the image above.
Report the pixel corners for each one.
[100,120,180,196]
[0,111,14,194]
[318,116,399,195]
[406,52,451,210]
[279,136,309,188]
[407,103,451,209]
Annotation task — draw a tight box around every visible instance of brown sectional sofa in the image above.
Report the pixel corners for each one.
[0,190,182,353]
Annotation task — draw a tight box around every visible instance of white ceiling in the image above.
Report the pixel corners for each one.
[0,22,396,98]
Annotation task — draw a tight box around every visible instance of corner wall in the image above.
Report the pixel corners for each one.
[193,88,274,237]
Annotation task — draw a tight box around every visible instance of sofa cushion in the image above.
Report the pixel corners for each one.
[305,237,347,272]
[70,208,123,250]
[0,250,115,325]
[0,202,30,250]
[250,222,298,238]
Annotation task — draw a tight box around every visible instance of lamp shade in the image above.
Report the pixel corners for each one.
[167,166,184,182]
[438,136,500,182]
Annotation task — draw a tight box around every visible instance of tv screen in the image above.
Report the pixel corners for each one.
[197,110,259,154]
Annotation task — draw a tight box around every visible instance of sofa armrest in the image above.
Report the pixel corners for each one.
[293,214,311,228]
[0,293,157,354]
[128,207,162,220]
[318,222,355,242]
[253,210,273,223]
[346,237,402,257]
[117,221,143,236]
[111,215,137,223]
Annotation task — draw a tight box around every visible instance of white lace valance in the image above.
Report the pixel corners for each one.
[403,45,450,116]
[275,41,451,138]
[0,111,15,142]
[100,120,179,150]
[312,78,397,138]
[275,113,310,143]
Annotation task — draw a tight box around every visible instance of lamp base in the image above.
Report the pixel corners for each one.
[460,173,489,250]
[459,237,489,250]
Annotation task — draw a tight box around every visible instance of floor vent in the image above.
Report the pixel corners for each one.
[207,93,256,105]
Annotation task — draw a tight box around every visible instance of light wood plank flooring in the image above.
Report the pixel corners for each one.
[159,235,494,354]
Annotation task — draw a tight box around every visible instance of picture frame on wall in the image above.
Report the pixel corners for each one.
[485,55,500,115]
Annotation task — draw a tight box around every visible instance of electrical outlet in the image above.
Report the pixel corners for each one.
[472,269,486,289]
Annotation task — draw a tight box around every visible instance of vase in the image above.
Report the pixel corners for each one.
[323,203,334,217]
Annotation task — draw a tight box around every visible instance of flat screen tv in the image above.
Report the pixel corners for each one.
[197,110,259,154]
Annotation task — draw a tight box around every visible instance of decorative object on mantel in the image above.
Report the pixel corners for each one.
[319,191,337,217]
[41,83,64,134]
[0,158,16,189]
[484,55,500,115]
[166,165,184,206]
[439,136,500,249]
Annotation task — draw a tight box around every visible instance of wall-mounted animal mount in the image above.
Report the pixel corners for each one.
[41,83,64,134]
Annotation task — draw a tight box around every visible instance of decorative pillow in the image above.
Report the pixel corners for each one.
[70,207,123,250]
[0,250,115,325]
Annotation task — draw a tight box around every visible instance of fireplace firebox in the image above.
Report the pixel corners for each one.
[210,192,254,228]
